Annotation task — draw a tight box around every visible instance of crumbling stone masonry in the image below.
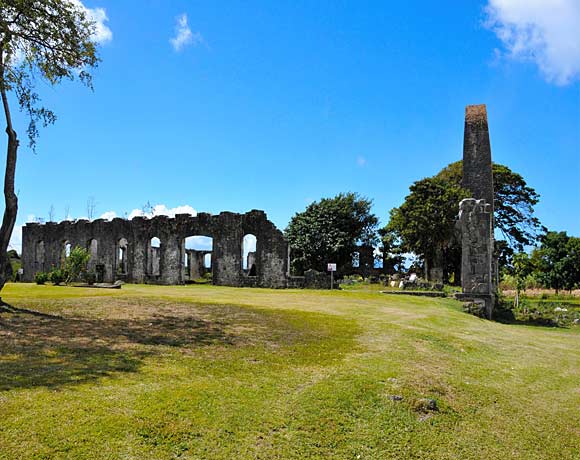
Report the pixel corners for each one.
[457,104,495,318]
[462,104,494,212]
[22,210,292,288]
[458,198,494,318]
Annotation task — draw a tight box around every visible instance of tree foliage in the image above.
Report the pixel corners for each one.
[378,227,406,274]
[436,161,545,251]
[533,231,580,293]
[512,252,533,308]
[285,193,378,275]
[384,177,469,279]
[385,161,544,282]
[64,245,90,283]
[0,0,100,292]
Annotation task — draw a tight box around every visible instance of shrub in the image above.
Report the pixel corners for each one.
[49,268,67,286]
[34,272,48,285]
[506,298,580,328]
[84,272,96,285]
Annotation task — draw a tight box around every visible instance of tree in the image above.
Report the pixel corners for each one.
[385,161,544,283]
[285,193,378,275]
[0,0,100,292]
[64,245,90,284]
[564,237,580,292]
[436,161,545,251]
[512,252,532,309]
[86,196,97,220]
[378,227,406,274]
[385,176,469,281]
[495,239,515,276]
[48,204,55,222]
[534,231,580,294]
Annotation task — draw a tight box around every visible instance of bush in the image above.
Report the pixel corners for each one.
[49,268,67,286]
[506,298,580,327]
[84,272,96,285]
[34,272,48,285]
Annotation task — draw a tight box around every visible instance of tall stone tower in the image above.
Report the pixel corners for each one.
[462,104,494,210]
[458,104,495,319]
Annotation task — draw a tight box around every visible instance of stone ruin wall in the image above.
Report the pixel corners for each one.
[458,198,494,317]
[21,210,291,288]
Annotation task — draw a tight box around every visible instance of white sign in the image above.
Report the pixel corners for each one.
[327,263,337,272]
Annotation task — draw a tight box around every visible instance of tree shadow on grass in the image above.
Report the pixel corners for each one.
[0,303,234,391]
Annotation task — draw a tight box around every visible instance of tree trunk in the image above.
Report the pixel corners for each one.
[0,126,18,294]
[0,50,19,296]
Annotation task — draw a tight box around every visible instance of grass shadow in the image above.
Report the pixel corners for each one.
[0,303,234,391]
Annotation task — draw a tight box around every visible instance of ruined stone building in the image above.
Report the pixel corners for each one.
[22,210,292,288]
[457,104,495,318]
[21,104,497,300]
[21,207,384,289]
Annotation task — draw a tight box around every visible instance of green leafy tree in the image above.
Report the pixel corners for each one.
[286,193,378,274]
[534,232,580,294]
[0,0,101,292]
[436,161,545,250]
[378,227,406,274]
[512,252,533,310]
[495,239,515,276]
[385,176,469,281]
[64,245,90,284]
[386,161,544,282]
[564,237,580,292]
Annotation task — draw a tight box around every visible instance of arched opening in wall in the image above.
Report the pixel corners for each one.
[35,241,45,272]
[147,237,161,277]
[242,234,257,276]
[87,238,98,273]
[183,235,213,283]
[117,238,128,275]
[62,241,72,264]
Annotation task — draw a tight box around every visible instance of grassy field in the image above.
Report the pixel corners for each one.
[0,283,579,459]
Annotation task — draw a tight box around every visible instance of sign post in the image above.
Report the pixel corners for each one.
[327,263,337,290]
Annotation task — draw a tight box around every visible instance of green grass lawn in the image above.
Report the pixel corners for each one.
[0,283,579,459]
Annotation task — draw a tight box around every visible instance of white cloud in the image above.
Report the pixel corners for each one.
[484,0,580,85]
[357,156,367,167]
[153,204,197,217]
[128,204,197,220]
[10,217,37,254]
[100,211,117,220]
[69,0,113,44]
[170,14,204,52]
[9,225,22,254]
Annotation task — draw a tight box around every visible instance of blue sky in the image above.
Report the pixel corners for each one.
[4,0,580,252]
